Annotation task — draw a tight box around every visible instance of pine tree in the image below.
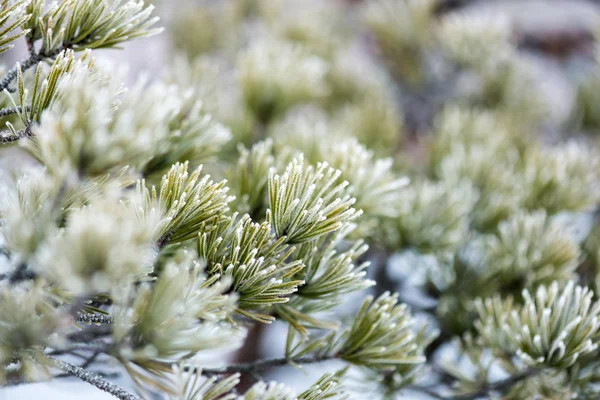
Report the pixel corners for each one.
[1,0,600,399]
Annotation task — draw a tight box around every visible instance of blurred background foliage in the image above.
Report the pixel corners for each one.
[154,0,600,397]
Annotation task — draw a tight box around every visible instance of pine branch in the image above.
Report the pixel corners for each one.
[75,312,114,325]
[183,355,336,376]
[50,357,141,400]
[54,371,120,381]
[0,123,32,144]
[0,48,63,93]
[80,352,101,369]
[0,105,27,118]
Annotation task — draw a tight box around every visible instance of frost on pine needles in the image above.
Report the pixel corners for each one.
[197,213,304,321]
[4,0,600,399]
[136,162,233,246]
[267,156,362,244]
[475,281,600,368]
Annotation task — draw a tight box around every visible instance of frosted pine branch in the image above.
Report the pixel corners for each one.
[50,357,141,400]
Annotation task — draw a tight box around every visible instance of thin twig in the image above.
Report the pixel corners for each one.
[49,356,141,400]
[193,355,335,376]
[76,312,114,325]
[0,48,63,93]
[0,54,43,92]
[0,105,27,118]
[55,371,120,380]
[81,351,101,369]
[151,355,338,377]
[0,123,32,144]
[0,47,68,145]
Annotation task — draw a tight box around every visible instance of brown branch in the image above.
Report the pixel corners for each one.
[200,354,335,376]
[152,354,336,377]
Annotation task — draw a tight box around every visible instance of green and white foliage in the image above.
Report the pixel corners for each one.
[197,213,304,321]
[24,56,230,179]
[226,139,276,218]
[335,292,431,373]
[112,253,242,364]
[25,0,161,54]
[522,142,600,214]
[0,0,162,142]
[136,162,233,246]
[440,142,522,231]
[430,107,524,230]
[34,194,156,295]
[143,90,232,177]
[267,156,362,244]
[241,381,297,400]
[11,50,94,125]
[168,0,240,59]
[334,91,403,155]
[0,1,31,55]
[293,224,373,307]
[436,211,582,336]
[28,64,176,178]
[382,179,477,254]
[0,282,60,384]
[5,0,600,398]
[437,12,512,68]
[170,364,240,400]
[428,106,514,169]
[271,118,407,226]
[269,105,340,163]
[475,281,600,368]
[241,374,348,400]
[479,211,580,292]
[261,0,345,59]
[364,0,436,84]
[1,49,95,141]
[576,47,600,132]
[297,372,347,400]
[170,368,347,400]
[309,138,408,220]
[279,223,374,332]
[433,10,549,131]
[437,12,551,130]
[166,56,255,143]
[237,37,329,122]
[0,168,60,259]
